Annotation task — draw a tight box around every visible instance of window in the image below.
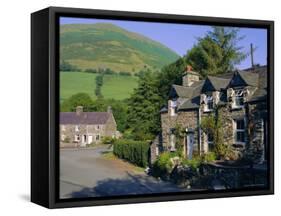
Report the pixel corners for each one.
[74,135,80,142]
[75,125,79,132]
[170,100,177,116]
[233,89,244,108]
[234,119,245,144]
[96,125,100,130]
[169,128,176,151]
[206,95,214,111]
[207,133,214,151]
[170,134,176,151]
[96,135,100,141]
[61,134,65,141]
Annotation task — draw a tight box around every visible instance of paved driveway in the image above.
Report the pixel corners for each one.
[60,146,184,198]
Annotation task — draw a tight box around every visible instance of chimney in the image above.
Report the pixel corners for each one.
[107,106,112,113]
[76,106,83,115]
[182,65,199,87]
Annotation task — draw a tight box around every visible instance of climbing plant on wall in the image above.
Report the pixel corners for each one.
[200,108,232,159]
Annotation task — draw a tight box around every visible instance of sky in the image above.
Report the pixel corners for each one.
[60,17,267,70]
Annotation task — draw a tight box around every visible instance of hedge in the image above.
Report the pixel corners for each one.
[113,139,150,167]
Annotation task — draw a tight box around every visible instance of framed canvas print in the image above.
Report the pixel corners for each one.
[31,6,274,208]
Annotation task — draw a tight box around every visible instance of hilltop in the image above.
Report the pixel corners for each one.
[60,23,179,73]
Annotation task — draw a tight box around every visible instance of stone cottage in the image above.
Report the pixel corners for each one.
[150,65,268,164]
[60,106,119,147]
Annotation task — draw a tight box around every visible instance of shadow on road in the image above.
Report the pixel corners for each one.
[68,172,183,198]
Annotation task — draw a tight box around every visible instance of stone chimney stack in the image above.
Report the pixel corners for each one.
[76,106,83,115]
[182,65,200,87]
[107,106,112,113]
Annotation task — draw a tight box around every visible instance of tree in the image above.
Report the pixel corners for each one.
[95,74,104,98]
[60,60,79,72]
[127,70,162,140]
[186,27,247,77]
[156,58,186,102]
[60,93,94,112]
[88,98,129,133]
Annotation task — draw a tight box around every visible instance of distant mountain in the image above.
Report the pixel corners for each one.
[60,23,179,73]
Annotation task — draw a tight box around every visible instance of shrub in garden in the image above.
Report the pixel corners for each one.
[201,152,217,163]
[63,136,70,143]
[152,152,175,178]
[182,156,202,170]
[113,139,150,167]
[102,136,115,144]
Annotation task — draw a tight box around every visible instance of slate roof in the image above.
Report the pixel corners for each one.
[60,112,110,125]
[202,76,230,92]
[237,71,259,87]
[170,84,193,98]
[249,88,267,102]
[178,96,201,110]
[166,65,267,111]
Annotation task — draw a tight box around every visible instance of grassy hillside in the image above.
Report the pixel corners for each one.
[60,23,179,73]
[60,72,138,102]
[102,74,138,99]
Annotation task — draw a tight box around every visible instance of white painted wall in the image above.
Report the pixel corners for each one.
[0,0,279,215]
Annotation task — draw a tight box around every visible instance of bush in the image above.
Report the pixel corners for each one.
[84,68,97,73]
[119,71,131,76]
[182,156,202,170]
[63,137,70,143]
[86,142,95,147]
[102,136,115,144]
[201,152,217,163]
[152,152,173,177]
[113,139,150,167]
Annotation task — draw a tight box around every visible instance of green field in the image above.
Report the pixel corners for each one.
[60,72,138,102]
[102,74,138,99]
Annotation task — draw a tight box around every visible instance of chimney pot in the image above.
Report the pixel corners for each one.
[186,65,193,72]
[182,65,199,87]
[107,106,112,113]
[76,106,83,115]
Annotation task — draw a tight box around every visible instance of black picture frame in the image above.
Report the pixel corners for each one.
[31,6,274,209]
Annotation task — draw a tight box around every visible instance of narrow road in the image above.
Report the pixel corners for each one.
[60,146,184,198]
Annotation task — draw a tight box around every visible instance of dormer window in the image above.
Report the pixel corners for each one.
[170,100,177,116]
[203,93,214,112]
[233,89,244,108]
[206,95,214,111]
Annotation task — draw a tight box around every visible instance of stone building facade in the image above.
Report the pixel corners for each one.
[151,65,268,164]
[60,106,119,148]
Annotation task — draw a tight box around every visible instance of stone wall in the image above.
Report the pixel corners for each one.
[150,134,163,164]
[161,109,199,155]
[247,102,267,163]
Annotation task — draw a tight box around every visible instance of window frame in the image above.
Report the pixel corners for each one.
[207,132,214,151]
[206,95,214,111]
[170,99,178,116]
[169,129,176,151]
[233,89,244,108]
[96,134,100,141]
[233,118,246,145]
